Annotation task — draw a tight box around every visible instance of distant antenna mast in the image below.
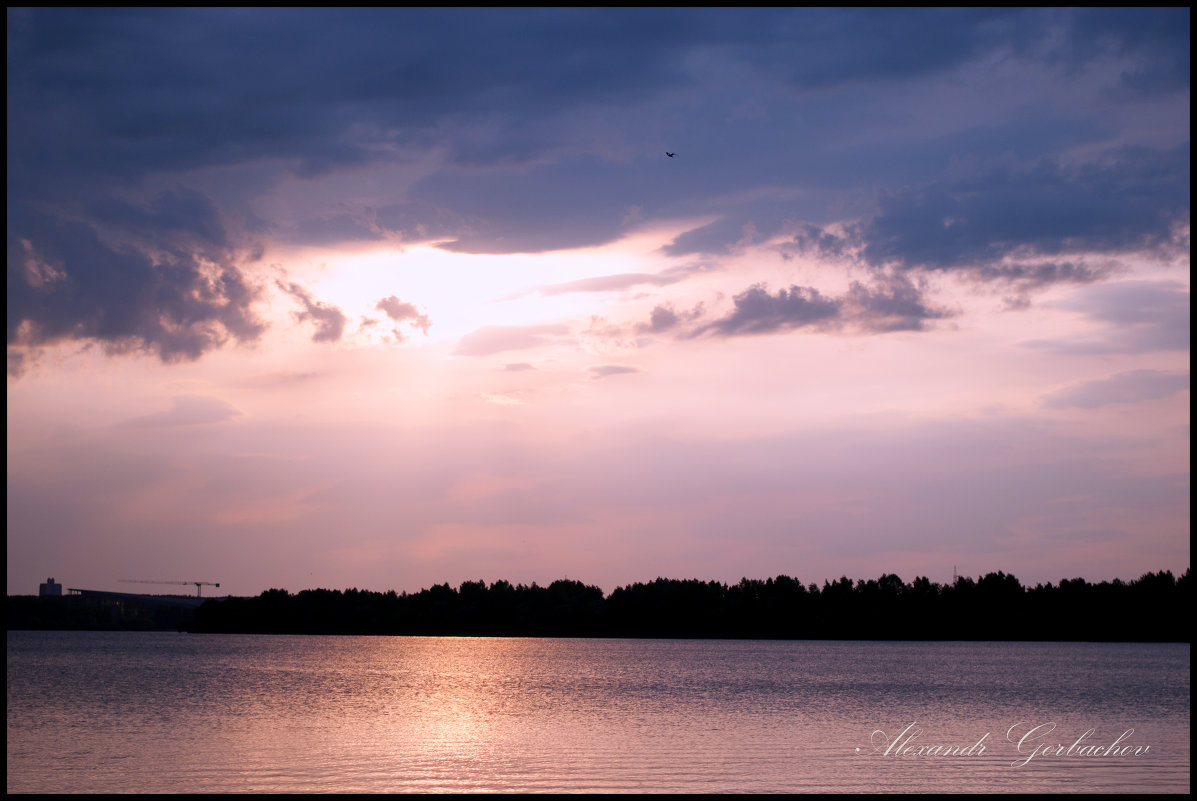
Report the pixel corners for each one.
[953,565,958,584]
[119,579,221,597]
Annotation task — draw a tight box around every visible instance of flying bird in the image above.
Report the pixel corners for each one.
[665,152,676,158]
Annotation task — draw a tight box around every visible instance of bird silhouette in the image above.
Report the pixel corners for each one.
[665,152,676,158]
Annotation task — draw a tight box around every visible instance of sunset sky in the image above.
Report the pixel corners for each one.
[7,8,1189,596]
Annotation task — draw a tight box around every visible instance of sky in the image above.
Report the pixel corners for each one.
[6,8,1189,596]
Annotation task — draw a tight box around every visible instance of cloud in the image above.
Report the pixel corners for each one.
[1062,8,1190,96]
[1023,281,1190,354]
[1065,280,1191,332]
[637,302,706,335]
[663,216,769,257]
[122,394,241,427]
[859,146,1190,273]
[87,187,229,250]
[7,7,1190,357]
[535,271,685,296]
[375,295,431,334]
[780,223,858,262]
[413,155,674,255]
[277,281,347,343]
[590,365,639,379]
[502,362,536,372]
[1043,370,1190,409]
[698,284,842,337]
[7,348,30,379]
[518,264,711,303]
[12,8,1180,196]
[842,276,951,333]
[646,306,680,333]
[741,8,1035,91]
[672,274,950,339]
[11,7,726,196]
[7,203,265,364]
[454,324,571,357]
[985,261,1112,309]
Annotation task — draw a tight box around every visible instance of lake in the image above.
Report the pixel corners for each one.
[6,632,1189,793]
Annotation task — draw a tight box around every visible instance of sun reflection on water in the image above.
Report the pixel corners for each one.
[6,634,1190,793]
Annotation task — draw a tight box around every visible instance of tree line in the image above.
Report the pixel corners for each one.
[185,569,1190,641]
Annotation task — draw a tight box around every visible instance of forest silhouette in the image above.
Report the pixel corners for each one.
[185,569,1190,641]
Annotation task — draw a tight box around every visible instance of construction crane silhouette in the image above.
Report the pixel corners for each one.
[119,579,221,597]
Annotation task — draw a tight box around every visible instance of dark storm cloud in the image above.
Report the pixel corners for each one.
[7,8,1190,360]
[752,9,1190,99]
[1043,370,1190,410]
[7,204,264,366]
[7,7,745,340]
[1060,8,1190,96]
[277,282,347,344]
[414,156,678,254]
[735,8,1034,90]
[859,146,1190,272]
[661,144,1187,275]
[282,200,468,250]
[19,7,1143,180]
[87,187,229,249]
[285,215,388,249]
[6,7,717,191]
[9,7,1186,205]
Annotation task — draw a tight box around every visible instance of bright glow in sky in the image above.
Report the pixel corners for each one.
[7,8,1189,596]
[278,220,709,346]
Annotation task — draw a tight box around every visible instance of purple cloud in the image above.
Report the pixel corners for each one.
[376,295,431,334]
[590,365,639,379]
[278,281,347,343]
[1044,370,1190,409]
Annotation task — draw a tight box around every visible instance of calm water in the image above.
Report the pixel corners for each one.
[6,632,1189,793]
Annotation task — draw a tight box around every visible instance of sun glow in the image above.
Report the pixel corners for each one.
[269,222,710,349]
